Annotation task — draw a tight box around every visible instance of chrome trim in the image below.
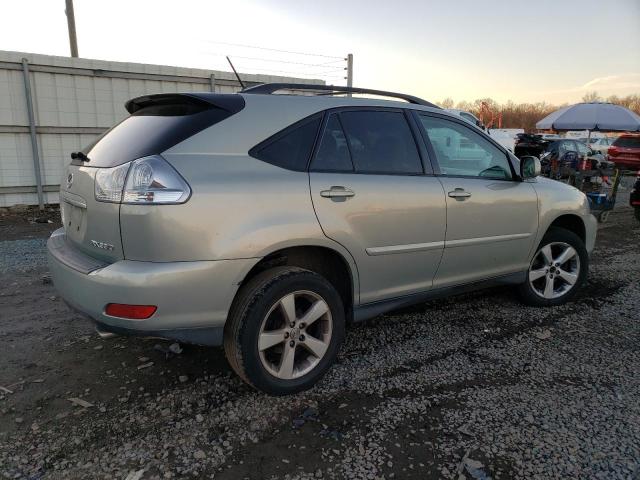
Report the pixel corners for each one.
[366,241,445,256]
[445,232,531,248]
[62,191,87,209]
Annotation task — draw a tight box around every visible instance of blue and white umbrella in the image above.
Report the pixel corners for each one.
[536,102,640,132]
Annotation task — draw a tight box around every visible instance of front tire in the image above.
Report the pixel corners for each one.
[224,266,345,395]
[518,227,588,307]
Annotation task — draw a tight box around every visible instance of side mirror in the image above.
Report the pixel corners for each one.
[520,156,541,179]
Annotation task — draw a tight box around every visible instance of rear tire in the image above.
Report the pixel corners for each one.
[518,227,588,307]
[635,208,640,222]
[224,266,345,395]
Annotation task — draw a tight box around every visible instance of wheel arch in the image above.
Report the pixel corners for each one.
[238,245,358,321]
[547,214,586,243]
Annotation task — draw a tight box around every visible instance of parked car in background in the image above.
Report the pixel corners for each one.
[537,139,610,172]
[514,133,549,158]
[488,128,524,152]
[538,133,561,141]
[607,134,640,170]
[574,140,606,164]
[565,131,605,140]
[590,136,617,155]
[446,109,484,129]
[48,84,597,395]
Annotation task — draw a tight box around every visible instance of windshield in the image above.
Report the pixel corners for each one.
[613,136,640,149]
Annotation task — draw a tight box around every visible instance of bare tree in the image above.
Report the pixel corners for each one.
[439,94,639,132]
[582,91,602,102]
[438,97,454,109]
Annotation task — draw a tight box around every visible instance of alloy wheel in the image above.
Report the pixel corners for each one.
[528,242,581,299]
[258,290,333,380]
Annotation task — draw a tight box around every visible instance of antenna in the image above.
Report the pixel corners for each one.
[226,56,246,90]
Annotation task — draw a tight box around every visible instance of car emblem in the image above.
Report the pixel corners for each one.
[66,173,74,189]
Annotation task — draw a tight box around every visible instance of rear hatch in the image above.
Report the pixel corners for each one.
[61,166,124,262]
[60,93,245,262]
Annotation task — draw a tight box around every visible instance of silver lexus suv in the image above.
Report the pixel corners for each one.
[48,84,597,395]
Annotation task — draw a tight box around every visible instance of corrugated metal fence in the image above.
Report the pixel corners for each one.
[0,50,319,208]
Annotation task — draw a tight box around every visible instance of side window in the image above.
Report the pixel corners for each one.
[418,115,513,180]
[338,111,423,174]
[311,114,354,172]
[559,141,576,155]
[251,115,321,171]
[575,142,590,155]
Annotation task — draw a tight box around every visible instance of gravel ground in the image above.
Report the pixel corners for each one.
[0,205,639,480]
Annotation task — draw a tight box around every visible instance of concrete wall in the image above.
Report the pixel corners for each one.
[0,50,321,207]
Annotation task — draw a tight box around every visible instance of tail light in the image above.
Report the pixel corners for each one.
[95,155,190,204]
[95,163,129,203]
[105,303,157,319]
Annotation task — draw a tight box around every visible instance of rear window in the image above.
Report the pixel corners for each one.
[613,136,640,149]
[250,114,322,171]
[83,96,243,167]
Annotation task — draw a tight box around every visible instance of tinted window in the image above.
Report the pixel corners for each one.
[339,111,422,174]
[311,114,353,172]
[85,102,239,168]
[252,115,321,171]
[418,115,512,180]
[613,136,640,148]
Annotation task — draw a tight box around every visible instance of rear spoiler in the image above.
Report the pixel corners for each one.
[125,93,245,115]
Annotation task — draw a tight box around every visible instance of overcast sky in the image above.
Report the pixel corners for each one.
[2,0,639,104]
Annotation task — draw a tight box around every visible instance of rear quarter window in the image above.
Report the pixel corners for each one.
[250,114,322,171]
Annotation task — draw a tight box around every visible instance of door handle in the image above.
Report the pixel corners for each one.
[448,188,472,199]
[320,186,356,198]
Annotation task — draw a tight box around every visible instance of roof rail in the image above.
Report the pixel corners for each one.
[241,83,440,109]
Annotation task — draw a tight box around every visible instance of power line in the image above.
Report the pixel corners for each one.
[235,65,345,77]
[217,54,345,68]
[201,40,344,60]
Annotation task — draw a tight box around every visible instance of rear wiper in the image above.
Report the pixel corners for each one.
[70,151,90,162]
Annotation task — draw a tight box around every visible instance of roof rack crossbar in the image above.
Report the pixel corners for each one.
[241,83,440,109]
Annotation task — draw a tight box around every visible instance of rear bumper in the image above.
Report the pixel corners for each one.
[47,228,256,346]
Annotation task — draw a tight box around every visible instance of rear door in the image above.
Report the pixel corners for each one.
[309,109,446,304]
[414,112,538,288]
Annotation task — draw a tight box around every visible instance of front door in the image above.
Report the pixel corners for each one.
[415,112,539,288]
[309,109,446,304]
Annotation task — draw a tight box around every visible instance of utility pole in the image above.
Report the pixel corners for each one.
[346,53,353,96]
[65,0,79,57]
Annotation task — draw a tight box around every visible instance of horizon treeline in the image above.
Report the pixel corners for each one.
[436,92,640,132]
